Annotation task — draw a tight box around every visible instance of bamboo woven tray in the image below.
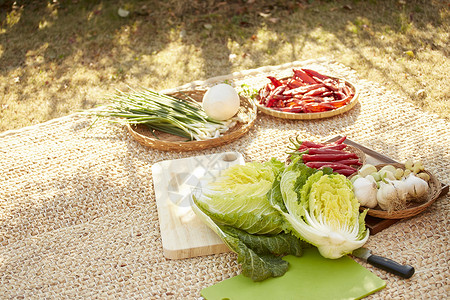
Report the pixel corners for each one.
[256,76,359,120]
[326,136,448,234]
[126,90,257,151]
[359,163,442,220]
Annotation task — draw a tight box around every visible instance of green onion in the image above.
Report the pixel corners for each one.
[91,88,235,141]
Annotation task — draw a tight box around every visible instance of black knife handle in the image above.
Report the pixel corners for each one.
[367,254,415,279]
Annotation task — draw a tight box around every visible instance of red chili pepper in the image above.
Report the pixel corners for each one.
[283,83,324,96]
[302,69,330,81]
[311,76,340,92]
[287,78,304,89]
[267,76,283,88]
[332,158,362,166]
[332,168,358,176]
[300,141,325,148]
[302,153,357,162]
[292,69,317,84]
[265,96,276,107]
[334,136,347,144]
[307,148,352,155]
[334,91,347,100]
[303,87,330,98]
[320,144,348,150]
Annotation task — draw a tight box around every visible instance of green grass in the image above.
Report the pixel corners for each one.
[0,0,448,132]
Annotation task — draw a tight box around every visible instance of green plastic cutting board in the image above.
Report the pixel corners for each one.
[201,248,386,300]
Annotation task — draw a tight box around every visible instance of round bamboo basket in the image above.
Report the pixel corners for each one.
[359,163,442,219]
[255,75,359,120]
[126,90,257,151]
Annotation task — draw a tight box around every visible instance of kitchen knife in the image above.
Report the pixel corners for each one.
[352,247,415,279]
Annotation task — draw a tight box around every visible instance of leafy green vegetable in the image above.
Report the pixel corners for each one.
[196,158,285,234]
[191,197,305,282]
[279,167,369,259]
[191,157,369,281]
[90,88,235,141]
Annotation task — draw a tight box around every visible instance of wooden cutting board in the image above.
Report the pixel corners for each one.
[151,152,245,259]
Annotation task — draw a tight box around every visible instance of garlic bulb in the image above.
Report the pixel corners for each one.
[376,182,398,211]
[377,181,407,212]
[403,174,429,199]
[390,179,408,202]
[352,177,378,208]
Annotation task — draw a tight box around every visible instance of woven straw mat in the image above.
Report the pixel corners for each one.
[1,58,448,299]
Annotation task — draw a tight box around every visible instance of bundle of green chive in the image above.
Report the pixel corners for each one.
[92,88,234,141]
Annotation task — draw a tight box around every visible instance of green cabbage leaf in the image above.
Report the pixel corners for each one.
[191,194,306,282]
[195,158,285,234]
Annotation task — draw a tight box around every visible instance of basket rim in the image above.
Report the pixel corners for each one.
[126,89,257,151]
[255,74,359,120]
[359,163,442,219]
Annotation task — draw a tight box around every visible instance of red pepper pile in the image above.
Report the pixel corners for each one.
[293,136,362,176]
[258,68,354,113]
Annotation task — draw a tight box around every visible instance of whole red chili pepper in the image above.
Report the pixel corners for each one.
[319,144,348,150]
[332,158,362,166]
[307,148,352,155]
[302,153,358,162]
[300,141,325,148]
[334,136,347,144]
[332,168,357,176]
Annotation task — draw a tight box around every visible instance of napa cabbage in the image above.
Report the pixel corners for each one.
[195,158,285,234]
[191,157,369,281]
[277,162,369,259]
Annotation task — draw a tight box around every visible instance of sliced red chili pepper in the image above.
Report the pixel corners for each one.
[310,76,339,91]
[302,69,330,81]
[303,87,330,98]
[267,76,283,88]
[292,69,317,84]
[333,91,347,100]
[284,83,325,96]
[271,85,286,96]
[272,94,291,101]
[328,96,352,108]
[287,78,304,89]
[265,95,276,107]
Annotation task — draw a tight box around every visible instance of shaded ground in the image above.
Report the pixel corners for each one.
[0,0,448,132]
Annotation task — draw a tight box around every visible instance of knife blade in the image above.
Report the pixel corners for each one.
[352,247,415,279]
